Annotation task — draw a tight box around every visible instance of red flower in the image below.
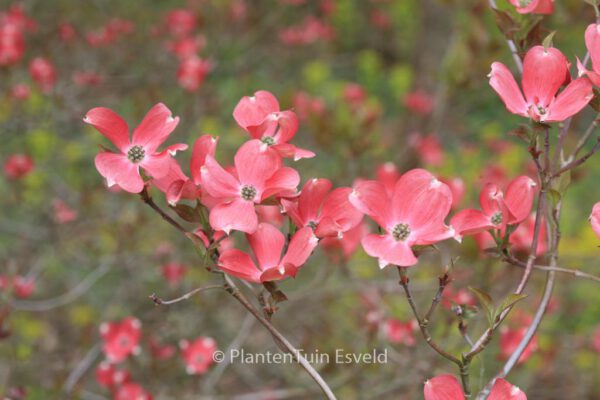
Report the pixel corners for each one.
[509,213,547,256]
[489,46,592,122]
[233,90,314,161]
[113,382,152,400]
[164,9,197,38]
[350,169,454,268]
[161,263,186,286]
[84,103,186,193]
[579,24,600,87]
[281,178,363,238]
[320,221,369,261]
[451,176,537,240]
[0,22,24,66]
[148,337,176,360]
[177,56,212,91]
[95,361,129,388]
[424,374,526,400]
[590,202,600,239]
[404,90,434,115]
[4,154,34,179]
[384,319,418,346]
[29,57,56,94]
[10,83,30,100]
[409,133,444,167]
[201,139,299,234]
[99,317,142,363]
[179,337,217,375]
[13,276,35,298]
[52,199,78,224]
[218,223,318,282]
[499,326,539,364]
[509,0,554,14]
[375,162,401,197]
[151,135,217,205]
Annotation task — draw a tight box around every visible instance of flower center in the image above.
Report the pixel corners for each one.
[392,223,411,241]
[536,105,546,115]
[307,220,318,230]
[261,136,276,146]
[127,145,145,163]
[240,185,257,201]
[491,211,503,225]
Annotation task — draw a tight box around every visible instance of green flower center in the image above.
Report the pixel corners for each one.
[307,221,318,230]
[392,223,411,241]
[127,145,145,163]
[491,212,503,225]
[240,185,257,201]
[261,136,276,146]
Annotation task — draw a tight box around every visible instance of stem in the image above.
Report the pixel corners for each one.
[397,268,462,366]
[572,114,600,159]
[503,254,600,284]
[223,276,337,400]
[552,137,600,179]
[488,0,523,73]
[140,186,187,233]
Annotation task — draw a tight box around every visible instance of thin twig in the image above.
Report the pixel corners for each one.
[63,343,102,394]
[149,285,223,305]
[503,254,600,284]
[140,186,187,233]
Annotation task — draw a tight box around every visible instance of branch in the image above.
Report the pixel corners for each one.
[552,137,600,179]
[488,0,523,73]
[139,186,187,233]
[503,253,600,284]
[223,276,337,400]
[149,285,223,305]
[397,268,462,366]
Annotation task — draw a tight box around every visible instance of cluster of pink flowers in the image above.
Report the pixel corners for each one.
[424,374,526,400]
[0,275,35,299]
[97,317,217,399]
[0,4,35,66]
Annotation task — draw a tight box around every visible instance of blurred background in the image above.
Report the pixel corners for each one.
[1,0,600,399]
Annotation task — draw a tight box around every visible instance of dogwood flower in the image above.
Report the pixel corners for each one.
[179,337,217,375]
[233,90,315,160]
[218,223,318,282]
[489,46,593,122]
[201,139,299,233]
[509,0,554,15]
[99,317,142,363]
[590,202,600,239]
[281,178,363,238]
[114,382,152,400]
[424,375,526,400]
[451,176,537,239]
[349,169,454,268]
[85,103,186,193]
[580,24,600,87]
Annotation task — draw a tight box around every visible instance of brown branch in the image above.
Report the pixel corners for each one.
[503,253,600,284]
[140,186,187,233]
[552,137,600,179]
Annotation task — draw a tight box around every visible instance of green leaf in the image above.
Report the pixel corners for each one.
[469,287,494,326]
[498,293,528,315]
[542,31,556,51]
[170,204,202,223]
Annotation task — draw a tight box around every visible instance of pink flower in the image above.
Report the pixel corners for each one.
[114,382,152,400]
[404,90,434,115]
[292,91,326,120]
[29,57,56,93]
[424,374,526,400]
[233,90,315,161]
[441,177,465,210]
[151,135,217,205]
[73,71,103,87]
[320,221,369,261]
[343,83,367,107]
[58,22,76,42]
[509,0,554,15]
[10,83,30,100]
[99,317,142,363]
[281,178,363,238]
[161,263,186,286]
[278,16,334,46]
[499,326,539,364]
[442,285,476,309]
[164,9,197,37]
[376,162,401,197]
[590,202,600,239]
[13,276,35,298]
[201,140,299,234]
[149,337,176,360]
[349,169,454,268]
[510,213,547,256]
[52,199,77,224]
[580,24,600,87]
[451,176,537,240]
[489,45,593,122]
[409,133,444,167]
[0,22,24,66]
[256,205,285,227]
[179,337,217,375]
[84,103,186,193]
[384,319,417,346]
[167,35,206,60]
[218,223,318,282]
[177,56,212,91]
[4,154,34,179]
[95,361,129,388]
